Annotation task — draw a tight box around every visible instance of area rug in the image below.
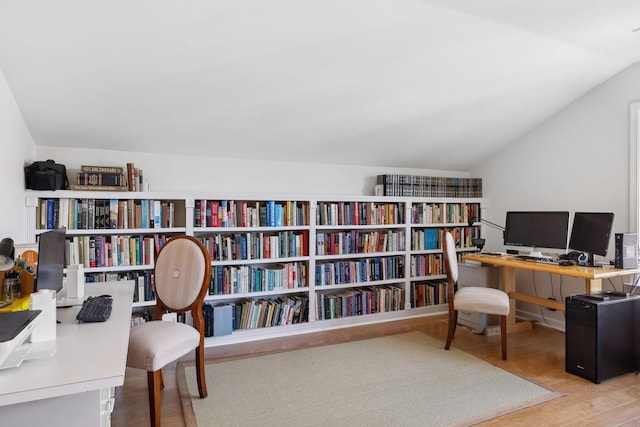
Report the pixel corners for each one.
[177,332,563,427]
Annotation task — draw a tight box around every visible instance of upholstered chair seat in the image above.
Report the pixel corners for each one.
[127,321,200,372]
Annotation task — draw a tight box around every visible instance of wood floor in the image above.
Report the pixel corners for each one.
[112,315,640,426]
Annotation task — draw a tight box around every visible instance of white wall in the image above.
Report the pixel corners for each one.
[36,146,467,198]
[0,67,36,243]
[472,61,640,329]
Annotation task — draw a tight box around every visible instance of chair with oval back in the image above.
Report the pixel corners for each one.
[126,235,211,426]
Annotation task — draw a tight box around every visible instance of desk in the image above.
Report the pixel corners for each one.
[462,254,640,332]
[0,281,134,427]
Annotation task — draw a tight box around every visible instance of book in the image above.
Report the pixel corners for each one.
[76,172,127,186]
[70,184,128,192]
[81,165,124,174]
[127,163,134,191]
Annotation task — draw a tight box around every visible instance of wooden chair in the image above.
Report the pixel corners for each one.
[442,231,510,360]
[126,235,211,426]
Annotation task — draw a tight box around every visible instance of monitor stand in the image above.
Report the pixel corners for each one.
[55,288,86,307]
[524,250,544,258]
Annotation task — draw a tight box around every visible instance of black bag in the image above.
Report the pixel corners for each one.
[24,159,69,190]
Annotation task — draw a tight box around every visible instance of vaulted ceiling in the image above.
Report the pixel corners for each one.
[1,0,639,170]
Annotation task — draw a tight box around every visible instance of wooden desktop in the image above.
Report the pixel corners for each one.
[462,253,640,332]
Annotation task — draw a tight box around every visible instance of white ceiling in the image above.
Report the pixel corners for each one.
[1,0,639,170]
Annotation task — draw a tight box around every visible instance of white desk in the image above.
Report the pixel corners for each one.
[0,281,134,427]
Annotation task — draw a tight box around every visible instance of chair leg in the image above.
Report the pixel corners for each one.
[500,315,507,360]
[195,344,208,398]
[147,370,163,427]
[445,310,458,350]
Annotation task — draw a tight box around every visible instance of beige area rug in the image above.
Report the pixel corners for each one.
[177,332,563,427]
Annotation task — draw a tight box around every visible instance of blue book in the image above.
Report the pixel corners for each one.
[240,236,247,260]
[141,200,148,228]
[46,198,55,229]
[267,200,276,226]
[275,204,284,227]
[220,200,228,227]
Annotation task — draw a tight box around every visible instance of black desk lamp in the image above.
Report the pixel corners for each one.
[468,217,505,252]
[0,238,15,271]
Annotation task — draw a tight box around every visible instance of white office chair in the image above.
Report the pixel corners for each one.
[127,235,211,427]
[442,231,510,360]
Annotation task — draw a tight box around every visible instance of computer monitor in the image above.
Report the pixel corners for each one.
[503,211,570,256]
[34,228,66,294]
[568,212,614,266]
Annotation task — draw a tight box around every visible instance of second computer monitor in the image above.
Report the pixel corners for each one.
[568,212,615,258]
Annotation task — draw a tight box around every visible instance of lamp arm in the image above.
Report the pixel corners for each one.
[478,218,505,232]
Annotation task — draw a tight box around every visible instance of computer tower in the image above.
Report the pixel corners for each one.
[565,293,640,383]
[615,233,638,269]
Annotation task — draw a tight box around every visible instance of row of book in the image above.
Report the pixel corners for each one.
[411,202,480,225]
[377,174,483,197]
[411,281,447,307]
[234,296,309,329]
[83,270,156,303]
[66,234,161,269]
[37,198,178,230]
[197,231,309,262]
[209,262,308,295]
[194,199,309,228]
[411,227,481,251]
[70,164,146,192]
[316,285,405,320]
[410,254,444,278]
[315,230,406,256]
[316,201,404,226]
[315,256,405,286]
[71,165,128,192]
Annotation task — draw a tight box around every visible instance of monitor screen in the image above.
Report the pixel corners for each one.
[34,228,66,293]
[568,212,614,257]
[504,211,570,250]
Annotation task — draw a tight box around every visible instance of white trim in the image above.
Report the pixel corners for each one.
[630,101,640,233]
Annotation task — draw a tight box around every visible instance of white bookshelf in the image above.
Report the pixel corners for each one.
[25,190,483,346]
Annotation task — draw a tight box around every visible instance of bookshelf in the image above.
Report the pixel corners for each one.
[25,190,483,346]
[409,201,481,309]
[25,191,187,309]
[314,200,407,321]
[192,197,311,331]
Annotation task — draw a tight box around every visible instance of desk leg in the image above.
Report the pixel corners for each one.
[502,266,517,328]
[485,265,533,335]
[586,278,602,294]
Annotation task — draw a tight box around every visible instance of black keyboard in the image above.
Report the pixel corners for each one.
[76,296,113,323]
[514,254,558,264]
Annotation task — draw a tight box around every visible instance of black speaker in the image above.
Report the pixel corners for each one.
[565,293,640,383]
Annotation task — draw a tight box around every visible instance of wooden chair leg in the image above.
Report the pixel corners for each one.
[147,370,163,427]
[196,344,208,398]
[500,315,507,360]
[445,310,458,350]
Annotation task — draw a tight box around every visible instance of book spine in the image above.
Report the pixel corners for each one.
[77,172,126,186]
[81,165,124,174]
